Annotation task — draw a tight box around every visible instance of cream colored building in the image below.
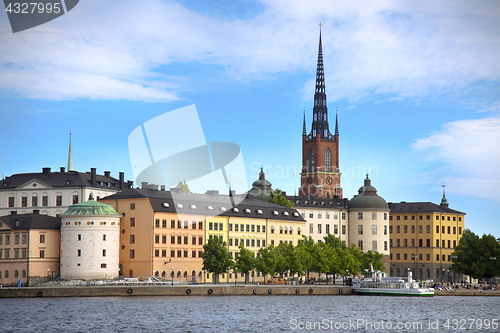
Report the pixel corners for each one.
[0,213,60,286]
[348,175,390,268]
[60,196,122,280]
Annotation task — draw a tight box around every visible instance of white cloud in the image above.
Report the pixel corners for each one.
[412,116,500,201]
[0,0,499,102]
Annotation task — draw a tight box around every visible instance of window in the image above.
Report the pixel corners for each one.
[384,213,387,220]
[199,237,203,245]
[403,225,407,233]
[307,148,314,172]
[130,203,135,210]
[404,253,408,260]
[192,236,196,245]
[220,223,223,231]
[130,218,135,227]
[32,196,38,207]
[372,225,377,235]
[372,212,377,220]
[326,224,330,234]
[246,239,250,247]
[426,254,430,260]
[403,239,407,247]
[199,221,203,230]
[262,240,266,247]
[396,226,400,233]
[257,239,261,247]
[22,249,27,258]
[6,235,10,245]
[453,240,456,248]
[130,249,135,258]
[332,225,337,234]
[73,195,78,204]
[155,235,160,244]
[103,249,106,257]
[101,263,107,268]
[326,212,330,219]
[459,227,462,234]
[411,239,415,247]
[15,234,19,244]
[163,220,167,228]
[318,224,322,234]
[15,250,19,258]
[235,239,239,246]
[184,250,188,258]
[103,234,107,241]
[213,223,218,231]
[447,226,451,234]
[309,224,313,234]
[262,226,266,233]
[155,219,160,228]
[228,238,233,246]
[246,224,250,232]
[42,196,48,206]
[309,211,313,218]
[56,195,62,206]
[21,196,27,207]
[171,250,175,257]
[177,236,181,244]
[448,240,451,248]
[426,225,430,233]
[418,225,422,233]
[257,225,261,233]
[171,235,175,244]
[300,210,305,217]
[8,197,14,207]
[192,250,196,258]
[130,235,135,244]
[384,241,387,251]
[404,216,408,220]
[77,234,81,241]
[419,239,423,247]
[358,225,363,235]
[5,250,9,258]
[436,240,439,247]
[384,225,387,235]
[40,234,45,243]
[209,222,213,231]
[453,227,456,234]
[372,241,377,251]
[199,251,203,258]
[358,240,363,251]
[251,239,255,247]
[442,240,445,248]
[325,148,332,172]
[426,239,430,247]
[411,215,415,220]
[436,226,439,233]
[358,212,363,220]
[396,239,400,247]
[171,220,175,228]
[342,225,346,235]
[229,223,233,231]
[184,221,189,229]
[155,249,159,257]
[342,212,346,220]
[162,235,167,244]
[77,249,81,257]
[251,225,255,232]
[318,211,322,219]
[184,236,188,245]
[396,253,400,260]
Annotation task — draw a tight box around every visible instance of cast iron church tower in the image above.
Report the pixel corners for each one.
[300,25,342,199]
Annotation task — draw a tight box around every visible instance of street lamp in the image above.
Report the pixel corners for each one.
[171,267,174,286]
[411,254,417,279]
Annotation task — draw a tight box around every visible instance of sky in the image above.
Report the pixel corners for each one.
[0,0,499,237]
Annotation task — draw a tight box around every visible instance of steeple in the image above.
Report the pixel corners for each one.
[335,110,339,136]
[302,108,306,135]
[306,22,334,141]
[440,184,449,208]
[67,130,73,171]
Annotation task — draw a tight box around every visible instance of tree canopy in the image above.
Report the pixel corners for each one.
[268,188,293,208]
[201,237,233,283]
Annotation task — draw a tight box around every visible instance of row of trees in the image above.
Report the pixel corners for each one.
[201,234,384,284]
[451,229,500,281]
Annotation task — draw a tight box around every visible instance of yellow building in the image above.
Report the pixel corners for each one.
[388,194,465,282]
[0,213,60,286]
[101,185,306,284]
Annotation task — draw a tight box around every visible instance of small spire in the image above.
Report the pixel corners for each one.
[335,109,339,136]
[440,184,449,208]
[67,130,73,171]
[302,108,306,135]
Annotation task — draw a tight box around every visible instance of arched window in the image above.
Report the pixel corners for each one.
[307,149,314,172]
[155,271,159,277]
[198,271,202,278]
[192,270,196,276]
[15,270,19,278]
[5,270,9,278]
[177,271,181,278]
[396,268,400,277]
[325,148,332,172]
[170,270,174,278]
[183,271,188,278]
[161,271,166,278]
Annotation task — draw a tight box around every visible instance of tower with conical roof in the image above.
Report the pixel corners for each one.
[300,24,342,199]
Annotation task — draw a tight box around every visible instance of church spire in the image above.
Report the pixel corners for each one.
[67,130,73,171]
[335,109,339,136]
[302,108,306,135]
[307,22,333,140]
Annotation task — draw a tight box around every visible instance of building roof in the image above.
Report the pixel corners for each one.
[60,196,121,216]
[349,175,389,211]
[101,187,306,222]
[0,213,61,230]
[387,201,465,215]
[0,167,126,191]
[286,195,348,209]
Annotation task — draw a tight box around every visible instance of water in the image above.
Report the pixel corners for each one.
[0,296,498,332]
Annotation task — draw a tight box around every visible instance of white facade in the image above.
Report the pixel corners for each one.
[300,207,349,244]
[348,210,389,256]
[60,214,121,279]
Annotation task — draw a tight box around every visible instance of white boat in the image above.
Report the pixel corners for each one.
[352,265,434,297]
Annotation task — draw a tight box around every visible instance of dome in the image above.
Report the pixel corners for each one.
[61,194,121,216]
[248,167,272,201]
[349,175,388,211]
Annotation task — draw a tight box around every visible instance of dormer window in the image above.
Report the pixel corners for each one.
[162,203,169,208]
[190,205,196,210]
[245,209,251,214]
[177,204,183,209]
[273,211,279,216]
[233,208,239,213]
[207,205,213,210]
[256,209,263,215]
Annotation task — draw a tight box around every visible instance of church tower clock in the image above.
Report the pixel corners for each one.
[300,24,342,199]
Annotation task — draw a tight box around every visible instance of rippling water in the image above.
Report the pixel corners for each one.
[0,295,499,332]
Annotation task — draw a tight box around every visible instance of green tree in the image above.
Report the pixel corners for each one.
[297,235,315,280]
[360,250,385,272]
[268,188,293,208]
[234,243,256,284]
[201,237,233,284]
[175,181,191,193]
[256,246,279,283]
[451,229,480,280]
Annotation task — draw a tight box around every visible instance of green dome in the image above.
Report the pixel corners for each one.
[61,197,121,216]
[349,175,389,211]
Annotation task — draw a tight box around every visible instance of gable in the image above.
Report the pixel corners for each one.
[16,178,53,190]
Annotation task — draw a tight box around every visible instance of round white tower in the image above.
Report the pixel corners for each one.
[60,194,121,280]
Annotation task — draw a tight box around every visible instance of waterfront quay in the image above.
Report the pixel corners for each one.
[1,284,499,298]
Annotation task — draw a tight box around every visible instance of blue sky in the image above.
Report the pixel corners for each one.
[1,0,499,237]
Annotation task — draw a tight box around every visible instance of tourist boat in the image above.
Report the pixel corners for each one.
[352,265,434,297]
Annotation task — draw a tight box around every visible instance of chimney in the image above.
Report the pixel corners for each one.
[90,168,96,186]
[42,167,51,174]
[104,171,111,178]
[60,167,65,173]
[127,180,134,189]
[33,209,39,214]
[141,182,148,189]
[171,187,183,194]
[119,172,124,190]
[205,190,219,196]
[161,185,166,191]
